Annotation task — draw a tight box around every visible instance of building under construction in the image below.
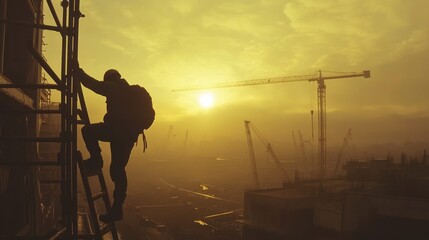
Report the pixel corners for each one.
[0,1,121,239]
[241,153,429,240]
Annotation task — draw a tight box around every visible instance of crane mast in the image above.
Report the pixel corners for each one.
[318,76,327,183]
[174,70,370,191]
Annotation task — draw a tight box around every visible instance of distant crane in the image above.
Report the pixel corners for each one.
[174,70,370,189]
[244,120,289,187]
[244,120,260,188]
[334,128,352,175]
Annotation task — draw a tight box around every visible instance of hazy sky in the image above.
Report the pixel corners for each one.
[44,0,429,154]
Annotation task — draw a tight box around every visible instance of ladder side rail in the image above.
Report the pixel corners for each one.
[69,0,79,237]
[76,153,103,239]
[59,0,71,238]
[77,83,90,124]
[98,171,119,240]
[71,0,90,126]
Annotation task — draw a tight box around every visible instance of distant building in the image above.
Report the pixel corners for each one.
[242,153,429,239]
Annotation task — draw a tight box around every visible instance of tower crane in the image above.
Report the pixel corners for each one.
[174,70,370,188]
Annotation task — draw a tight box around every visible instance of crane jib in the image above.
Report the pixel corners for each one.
[172,70,370,91]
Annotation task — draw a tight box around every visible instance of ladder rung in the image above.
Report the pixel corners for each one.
[77,150,119,240]
[92,191,107,201]
[0,109,62,114]
[0,161,63,166]
[100,224,113,235]
[0,136,62,142]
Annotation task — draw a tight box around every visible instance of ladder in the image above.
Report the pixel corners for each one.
[77,152,119,240]
[0,0,119,239]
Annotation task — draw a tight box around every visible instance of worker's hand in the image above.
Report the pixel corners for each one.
[72,59,84,78]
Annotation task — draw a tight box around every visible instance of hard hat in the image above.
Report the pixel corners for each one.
[104,69,121,81]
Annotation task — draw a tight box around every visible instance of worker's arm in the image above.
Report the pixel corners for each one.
[74,68,116,96]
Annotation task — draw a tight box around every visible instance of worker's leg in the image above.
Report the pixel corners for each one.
[99,138,134,222]
[110,139,134,204]
[81,123,112,173]
[81,123,111,158]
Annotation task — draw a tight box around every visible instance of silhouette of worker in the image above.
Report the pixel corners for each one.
[74,64,139,223]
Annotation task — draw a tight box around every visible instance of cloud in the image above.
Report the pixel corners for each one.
[393,29,429,57]
[100,39,132,55]
[282,0,429,68]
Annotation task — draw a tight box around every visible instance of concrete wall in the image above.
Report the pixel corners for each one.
[313,197,343,232]
[243,188,316,238]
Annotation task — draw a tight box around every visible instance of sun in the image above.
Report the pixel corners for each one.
[198,93,214,109]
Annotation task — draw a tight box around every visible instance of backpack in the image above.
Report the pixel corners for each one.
[127,85,155,151]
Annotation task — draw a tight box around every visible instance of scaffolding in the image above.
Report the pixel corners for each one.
[0,1,116,239]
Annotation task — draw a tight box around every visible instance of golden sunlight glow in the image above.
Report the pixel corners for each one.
[199,93,214,109]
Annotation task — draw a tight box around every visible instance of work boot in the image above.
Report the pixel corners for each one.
[82,155,103,176]
[99,203,123,223]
